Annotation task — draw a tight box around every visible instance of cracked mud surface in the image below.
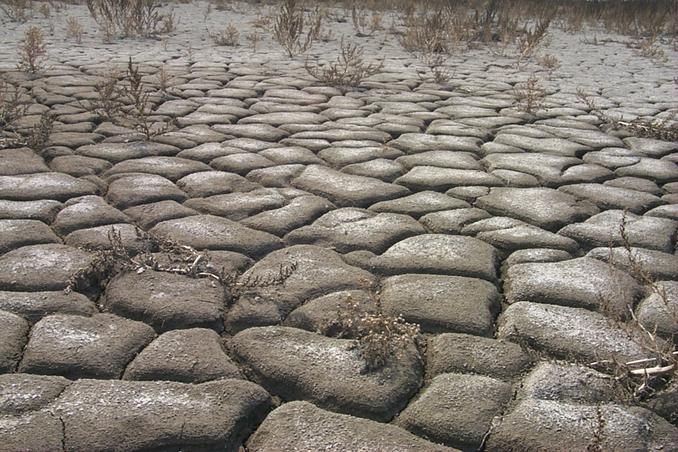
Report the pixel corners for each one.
[1,2,678,451]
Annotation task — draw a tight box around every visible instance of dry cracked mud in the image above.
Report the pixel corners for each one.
[0,1,677,451]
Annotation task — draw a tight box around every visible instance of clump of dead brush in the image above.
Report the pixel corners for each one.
[65,226,297,298]
[66,16,84,44]
[272,0,322,57]
[0,0,28,21]
[86,0,175,41]
[17,25,47,75]
[350,0,382,38]
[91,58,175,139]
[305,38,383,89]
[577,88,678,141]
[209,22,239,47]
[513,74,545,114]
[0,79,28,149]
[538,53,560,79]
[322,292,420,371]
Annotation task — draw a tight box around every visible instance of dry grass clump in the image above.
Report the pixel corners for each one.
[210,22,240,47]
[350,0,382,37]
[66,16,84,44]
[272,0,322,57]
[0,0,28,21]
[322,293,420,371]
[305,39,383,89]
[538,53,560,79]
[17,25,47,75]
[86,0,176,41]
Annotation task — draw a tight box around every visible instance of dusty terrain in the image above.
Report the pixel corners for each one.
[1,1,677,450]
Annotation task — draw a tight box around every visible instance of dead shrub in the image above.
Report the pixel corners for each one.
[513,74,545,114]
[66,16,84,43]
[0,0,28,21]
[210,22,239,46]
[305,38,383,89]
[17,25,47,75]
[272,0,322,57]
[350,0,382,37]
[86,0,176,39]
[322,293,421,371]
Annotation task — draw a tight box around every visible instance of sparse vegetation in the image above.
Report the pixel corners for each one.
[513,74,545,114]
[66,16,84,44]
[17,25,47,75]
[322,293,420,371]
[272,0,322,57]
[305,38,383,89]
[0,0,28,22]
[577,89,678,141]
[538,53,560,79]
[86,0,176,40]
[350,0,382,38]
[210,22,239,47]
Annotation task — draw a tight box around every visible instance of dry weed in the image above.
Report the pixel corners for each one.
[17,25,47,75]
[86,0,175,40]
[0,0,28,21]
[273,0,322,57]
[210,22,239,46]
[66,16,84,43]
[513,74,545,114]
[305,38,383,89]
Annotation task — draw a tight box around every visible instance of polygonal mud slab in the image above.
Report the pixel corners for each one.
[103,270,226,333]
[427,333,533,380]
[184,188,287,221]
[0,244,97,292]
[420,208,492,234]
[395,166,503,191]
[493,133,591,157]
[225,245,375,333]
[231,326,422,422]
[247,401,455,451]
[0,311,29,373]
[241,195,334,236]
[396,373,512,450]
[396,151,482,170]
[518,362,617,403]
[64,223,152,254]
[635,281,678,338]
[0,172,99,202]
[19,313,155,379]
[485,399,678,450]
[0,373,71,414]
[370,234,498,282]
[122,199,198,229]
[150,214,282,257]
[52,195,130,235]
[476,187,599,231]
[470,221,580,253]
[504,248,573,266]
[498,302,652,364]
[0,199,62,223]
[51,378,272,451]
[124,328,241,382]
[105,174,187,209]
[504,257,640,318]
[559,183,663,213]
[76,141,179,163]
[284,290,376,333]
[368,191,470,218]
[587,247,678,282]
[0,290,96,323]
[103,156,212,181]
[177,171,261,197]
[291,165,410,207]
[286,208,425,254]
[380,274,500,336]
[0,411,64,451]
[0,219,61,253]
[559,210,678,252]
[388,133,482,154]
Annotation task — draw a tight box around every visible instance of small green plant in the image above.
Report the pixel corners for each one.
[273,0,322,57]
[305,38,383,89]
[322,293,420,371]
[17,25,47,75]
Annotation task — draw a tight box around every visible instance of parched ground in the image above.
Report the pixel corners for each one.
[1,1,678,451]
